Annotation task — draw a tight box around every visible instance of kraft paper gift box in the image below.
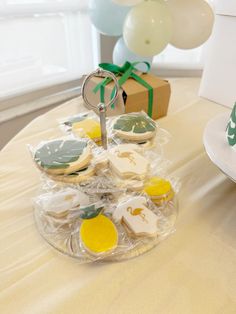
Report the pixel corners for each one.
[83,72,171,120]
[199,0,236,109]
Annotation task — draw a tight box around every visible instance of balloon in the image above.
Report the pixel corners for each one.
[123,0,172,57]
[166,0,214,49]
[112,0,143,6]
[89,0,130,36]
[113,37,153,71]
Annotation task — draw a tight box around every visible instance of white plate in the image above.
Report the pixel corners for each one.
[203,112,236,183]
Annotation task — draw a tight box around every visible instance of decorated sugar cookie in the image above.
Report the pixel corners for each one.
[72,119,101,142]
[63,113,101,142]
[226,102,236,148]
[34,139,92,175]
[80,215,118,255]
[37,188,90,218]
[108,144,149,179]
[50,165,95,184]
[144,177,175,205]
[113,113,157,141]
[113,196,159,237]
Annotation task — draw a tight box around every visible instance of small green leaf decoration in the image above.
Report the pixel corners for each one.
[113,114,156,134]
[79,204,103,219]
[226,103,236,147]
[64,114,88,127]
[34,140,87,169]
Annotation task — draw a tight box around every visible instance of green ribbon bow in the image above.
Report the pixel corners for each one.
[93,61,154,117]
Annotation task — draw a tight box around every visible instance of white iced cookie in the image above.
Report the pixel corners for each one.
[113,196,159,237]
[37,188,90,218]
[108,144,149,179]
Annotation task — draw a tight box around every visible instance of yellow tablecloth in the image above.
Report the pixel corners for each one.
[1,78,236,314]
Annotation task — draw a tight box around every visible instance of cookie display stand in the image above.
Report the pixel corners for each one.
[82,68,119,150]
[33,69,179,263]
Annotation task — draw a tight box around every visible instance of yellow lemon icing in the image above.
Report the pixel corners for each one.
[144,177,174,200]
[80,215,118,255]
[72,119,101,140]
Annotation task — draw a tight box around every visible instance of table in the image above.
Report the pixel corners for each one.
[1,78,236,314]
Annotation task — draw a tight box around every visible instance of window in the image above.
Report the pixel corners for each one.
[0,0,99,101]
[153,44,204,77]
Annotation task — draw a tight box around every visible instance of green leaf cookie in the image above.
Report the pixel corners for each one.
[113,114,156,134]
[226,103,236,147]
[34,140,87,169]
[79,204,103,219]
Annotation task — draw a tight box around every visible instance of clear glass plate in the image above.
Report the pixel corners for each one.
[34,197,178,263]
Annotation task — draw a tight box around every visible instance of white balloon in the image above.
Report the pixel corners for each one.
[89,0,130,36]
[112,0,143,6]
[123,0,172,57]
[166,0,214,49]
[113,37,153,71]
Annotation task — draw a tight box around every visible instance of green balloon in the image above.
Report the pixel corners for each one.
[123,0,172,57]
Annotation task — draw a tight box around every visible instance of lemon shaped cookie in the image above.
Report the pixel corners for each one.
[34,139,92,175]
[113,113,157,141]
[144,177,175,204]
[80,215,118,256]
[72,119,101,142]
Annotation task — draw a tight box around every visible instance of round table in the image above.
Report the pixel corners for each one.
[1,78,236,314]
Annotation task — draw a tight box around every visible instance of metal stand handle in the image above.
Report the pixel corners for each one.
[82,69,119,150]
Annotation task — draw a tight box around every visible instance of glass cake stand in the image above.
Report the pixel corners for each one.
[34,197,178,263]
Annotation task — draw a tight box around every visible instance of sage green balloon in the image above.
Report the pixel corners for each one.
[123,0,173,57]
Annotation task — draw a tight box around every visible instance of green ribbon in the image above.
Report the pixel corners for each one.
[93,61,154,117]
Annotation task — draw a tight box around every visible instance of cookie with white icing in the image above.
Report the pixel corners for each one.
[113,113,157,141]
[34,139,92,175]
[113,196,159,238]
[108,144,149,180]
[37,188,90,218]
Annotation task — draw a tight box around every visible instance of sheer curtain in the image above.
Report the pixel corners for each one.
[153,44,203,76]
[0,0,99,100]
